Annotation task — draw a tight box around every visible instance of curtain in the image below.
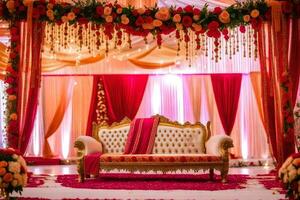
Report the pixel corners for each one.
[257,6,297,164]
[102,75,149,124]
[289,18,300,106]
[210,74,242,135]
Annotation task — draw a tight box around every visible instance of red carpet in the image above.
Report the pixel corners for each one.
[56,173,249,190]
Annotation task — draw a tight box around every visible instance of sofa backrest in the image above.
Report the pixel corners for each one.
[94,116,210,154]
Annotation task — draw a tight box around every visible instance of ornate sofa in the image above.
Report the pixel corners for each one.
[74,115,233,182]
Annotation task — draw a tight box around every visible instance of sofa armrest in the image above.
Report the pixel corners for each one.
[205,135,234,161]
[74,136,103,158]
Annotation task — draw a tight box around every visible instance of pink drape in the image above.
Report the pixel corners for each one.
[18,21,45,154]
[102,75,148,124]
[210,74,242,135]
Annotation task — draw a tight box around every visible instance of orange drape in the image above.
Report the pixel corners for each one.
[42,78,74,157]
[250,72,265,130]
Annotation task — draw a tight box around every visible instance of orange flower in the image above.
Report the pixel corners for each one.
[0,161,8,168]
[47,3,53,10]
[218,10,230,24]
[10,113,17,121]
[61,16,68,23]
[192,23,202,32]
[172,14,181,23]
[121,15,129,25]
[116,7,123,14]
[137,8,145,15]
[105,15,113,23]
[142,23,154,30]
[193,15,200,21]
[243,15,250,22]
[46,9,54,20]
[3,173,13,182]
[155,7,170,21]
[8,95,16,101]
[67,12,76,21]
[6,0,15,12]
[152,19,163,27]
[250,9,260,18]
[23,0,31,6]
[103,6,112,16]
[0,168,6,176]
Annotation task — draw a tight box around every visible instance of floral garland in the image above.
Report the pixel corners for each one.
[0,0,269,40]
[4,21,20,149]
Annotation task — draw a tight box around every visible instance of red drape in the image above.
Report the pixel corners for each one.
[19,22,45,154]
[289,18,300,106]
[211,74,242,135]
[86,75,148,135]
[102,75,149,125]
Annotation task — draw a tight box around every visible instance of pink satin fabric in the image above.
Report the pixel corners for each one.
[84,152,102,177]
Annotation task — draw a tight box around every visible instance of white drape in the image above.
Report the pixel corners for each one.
[137,74,270,159]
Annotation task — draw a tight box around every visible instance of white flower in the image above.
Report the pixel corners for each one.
[287,164,296,172]
[283,174,289,183]
[8,161,21,173]
[17,156,27,172]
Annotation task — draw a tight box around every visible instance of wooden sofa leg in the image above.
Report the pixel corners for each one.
[220,167,229,183]
[77,158,85,182]
[209,168,214,180]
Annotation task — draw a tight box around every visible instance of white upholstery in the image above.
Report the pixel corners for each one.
[76,136,103,155]
[98,126,130,153]
[205,135,233,156]
[152,126,206,154]
[97,124,206,154]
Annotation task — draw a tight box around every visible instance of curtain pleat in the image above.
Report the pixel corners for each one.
[210,74,242,135]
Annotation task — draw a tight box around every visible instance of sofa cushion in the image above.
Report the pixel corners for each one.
[100,154,222,163]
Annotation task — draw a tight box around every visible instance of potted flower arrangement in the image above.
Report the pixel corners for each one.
[0,148,27,199]
[278,153,300,199]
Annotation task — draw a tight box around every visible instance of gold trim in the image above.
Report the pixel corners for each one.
[74,141,85,182]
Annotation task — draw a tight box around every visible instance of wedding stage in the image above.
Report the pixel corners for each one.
[0,0,299,199]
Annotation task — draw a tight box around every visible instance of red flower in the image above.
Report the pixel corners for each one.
[135,16,144,26]
[32,8,40,19]
[222,28,228,35]
[184,5,193,13]
[287,116,294,123]
[239,25,246,33]
[96,6,103,16]
[176,7,183,13]
[207,21,219,30]
[213,7,222,14]
[72,7,80,14]
[144,16,153,24]
[4,77,15,84]
[193,8,201,15]
[6,87,16,95]
[207,30,221,38]
[11,35,19,42]
[182,16,192,27]
[10,52,17,59]
[251,18,261,30]
[10,27,18,36]
[132,9,139,16]
[78,17,88,25]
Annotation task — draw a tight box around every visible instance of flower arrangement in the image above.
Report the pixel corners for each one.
[294,102,300,152]
[0,148,27,199]
[279,153,300,199]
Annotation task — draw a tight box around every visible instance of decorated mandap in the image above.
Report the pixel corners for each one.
[0,0,298,176]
